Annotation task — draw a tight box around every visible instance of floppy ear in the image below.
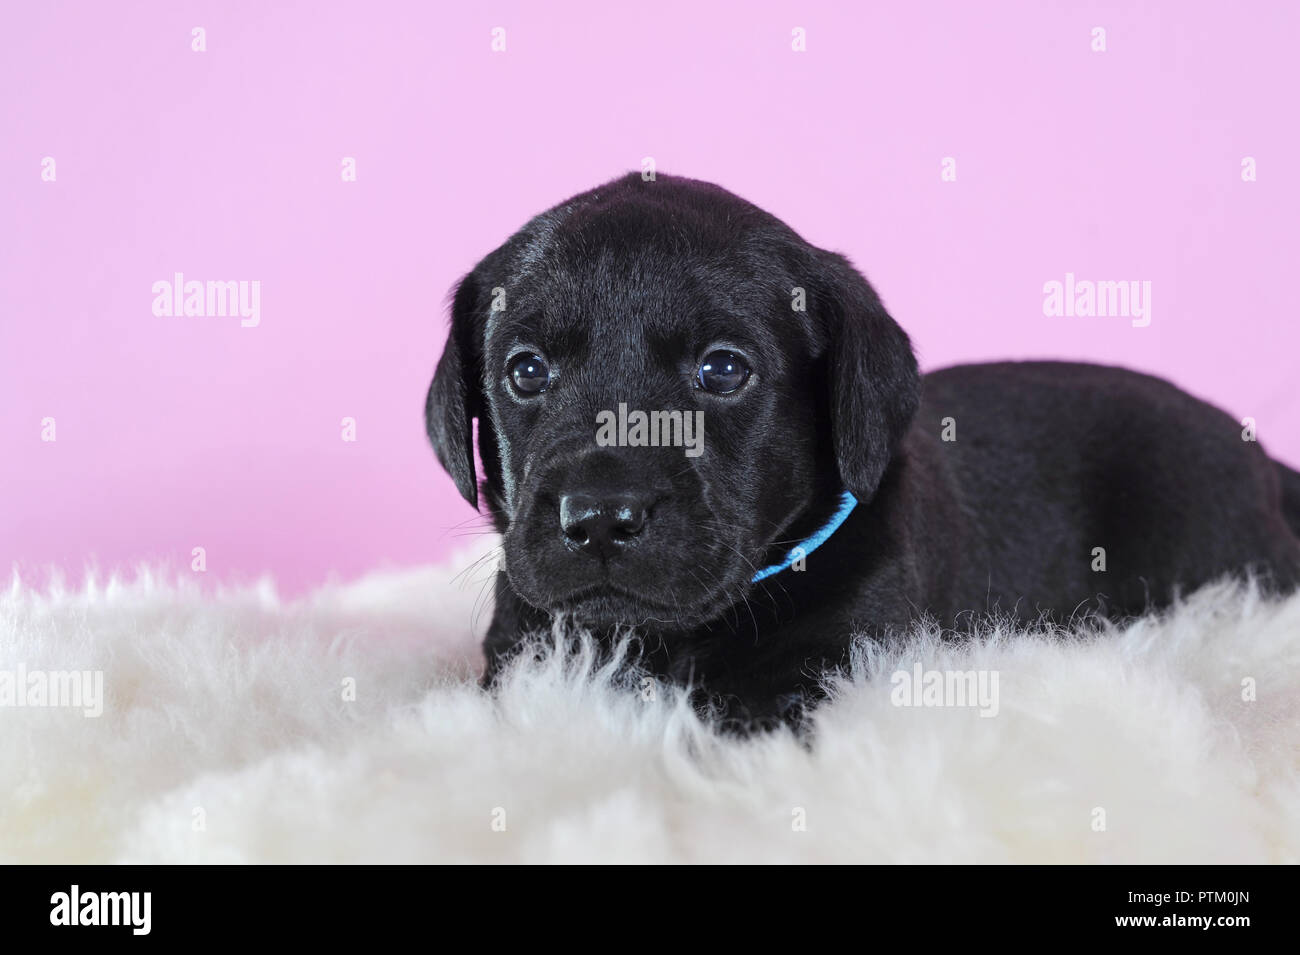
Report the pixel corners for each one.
[816,250,920,503]
[425,273,485,508]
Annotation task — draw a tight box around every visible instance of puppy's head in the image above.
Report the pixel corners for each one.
[427,174,918,629]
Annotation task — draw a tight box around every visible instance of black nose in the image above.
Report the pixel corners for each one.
[559,492,650,556]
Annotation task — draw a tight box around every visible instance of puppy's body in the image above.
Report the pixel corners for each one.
[428,174,1300,724]
[484,361,1300,721]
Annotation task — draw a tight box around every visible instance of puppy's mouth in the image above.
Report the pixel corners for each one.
[547,584,723,630]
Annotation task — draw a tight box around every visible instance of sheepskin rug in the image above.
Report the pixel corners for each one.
[3,543,1299,865]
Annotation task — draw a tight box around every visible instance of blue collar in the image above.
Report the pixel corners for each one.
[751,491,859,582]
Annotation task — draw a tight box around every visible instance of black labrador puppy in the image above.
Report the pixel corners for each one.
[427,173,1300,725]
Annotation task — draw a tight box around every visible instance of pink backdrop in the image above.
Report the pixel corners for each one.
[3,1,1297,594]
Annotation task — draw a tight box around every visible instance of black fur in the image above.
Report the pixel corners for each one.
[427,173,1300,727]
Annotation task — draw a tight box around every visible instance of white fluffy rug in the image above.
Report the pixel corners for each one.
[3,544,1299,864]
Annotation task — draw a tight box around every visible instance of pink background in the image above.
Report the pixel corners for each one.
[3,1,1297,594]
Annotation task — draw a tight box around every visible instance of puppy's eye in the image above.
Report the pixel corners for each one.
[508,353,550,395]
[696,350,750,394]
